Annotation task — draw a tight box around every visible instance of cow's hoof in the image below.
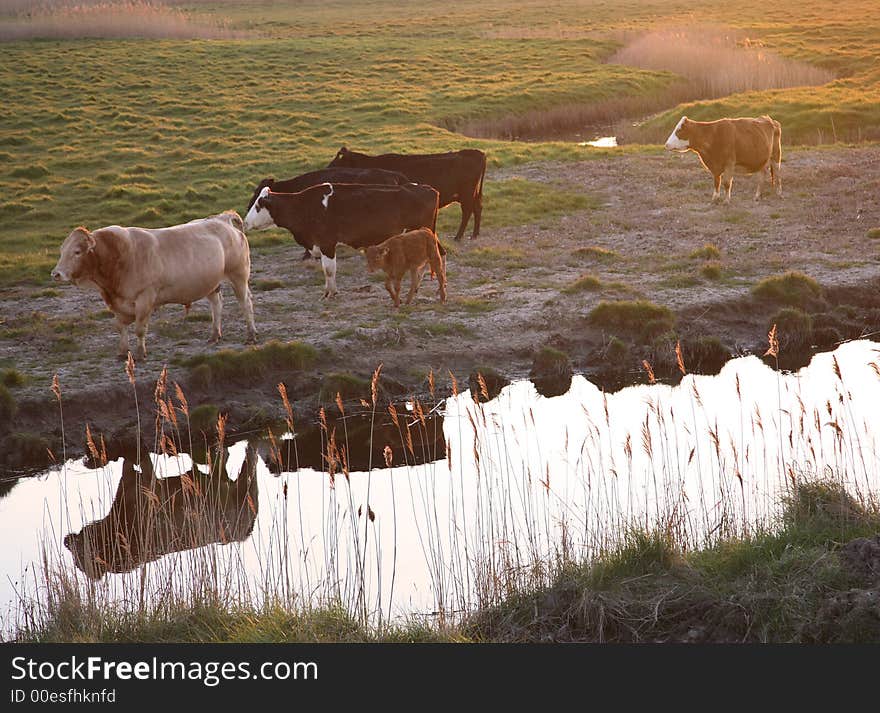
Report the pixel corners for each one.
[116,353,128,362]
[208,335,221,345]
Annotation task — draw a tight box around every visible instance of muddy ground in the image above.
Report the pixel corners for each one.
[2,144,880,471]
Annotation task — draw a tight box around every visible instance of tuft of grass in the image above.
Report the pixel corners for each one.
[752,271,822,307]
[0,431,50,470]
[572,246,619,263]
[319,372,370,403]
[529,346,573,398]
[468,366,509,402]
[867,228,880,239]
[589,300,676,337]
[0,383,17,424]
[1,368,26,388]
[457,246,527,270]
[188,404,220,436]
[689,244,721,261]
[700,261,723,280]
[563,273,603,293]
[253,278,285,292]
[771,307,814,350]
[185,340,317,389]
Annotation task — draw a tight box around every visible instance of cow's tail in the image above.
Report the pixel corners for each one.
[476,151,487,204]
[770,117,783,195]
[217,210,245,234]
[427,230,447,303]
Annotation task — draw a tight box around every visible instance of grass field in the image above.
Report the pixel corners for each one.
[1,0,878,287]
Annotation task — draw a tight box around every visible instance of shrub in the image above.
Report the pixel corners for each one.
[589,300,676,337]
[564,274,603,293]
[1,368,26,388]
[700,261,722,280]
[185,341,318,389]
[771,307,814,350]
[752,271,822,307]
[319,373,370,403]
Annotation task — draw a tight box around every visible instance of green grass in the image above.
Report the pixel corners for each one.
[752,271,823,307]
[188,403,220,435]
[319,372,370,402]
[2,0,875,287]
[467,479,880,642]
[867,228,880,239]
[253,278,285,292]
[184,340,318,389]
[589,299,676,337]
[457,246,528,270]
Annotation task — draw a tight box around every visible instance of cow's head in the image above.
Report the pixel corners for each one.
[63,530,108,580]
[245,177,275,214]
[364,244,389,273]
[665,116,691,151]
[243,186,277,231]
[328,146,351,167]
[51,227,97,284]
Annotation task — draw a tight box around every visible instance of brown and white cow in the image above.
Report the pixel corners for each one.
[328,147,487,241]
[365,228,447,308]
[64,443,259,580]
[665,115,782,203]
[244,182,439,298]
[51,211,257,359]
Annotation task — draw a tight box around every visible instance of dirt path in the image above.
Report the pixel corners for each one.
[2,144,879,469]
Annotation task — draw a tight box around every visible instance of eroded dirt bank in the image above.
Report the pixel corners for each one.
[2,145,879,472]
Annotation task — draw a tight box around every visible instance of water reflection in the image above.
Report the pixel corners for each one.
[3,341,880,624]
[578,136,618,148]
[65,444,258,579]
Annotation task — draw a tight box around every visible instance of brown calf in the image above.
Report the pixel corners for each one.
[365,228,447,308]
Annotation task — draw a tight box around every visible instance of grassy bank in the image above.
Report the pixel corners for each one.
[11,480,879,643]
[2,0,879,285]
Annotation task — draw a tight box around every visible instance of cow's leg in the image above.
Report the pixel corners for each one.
[722,171,734,204]
[133,294,155,360]
[384,275,399,307]
[115,315,131,359]
[230,277,257,344]
[711,174,722,202]
[453,202,473,242]
[754,167,768,201]
[771,162,783,197]
[206,287,223,344]
[471,193,483,240]
[320,250,338,299]
[405,266,424,305]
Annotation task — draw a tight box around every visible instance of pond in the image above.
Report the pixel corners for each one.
[2,340,879,630]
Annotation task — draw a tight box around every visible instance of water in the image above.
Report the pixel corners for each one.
[3,340,880,630]
[578,136,618,148]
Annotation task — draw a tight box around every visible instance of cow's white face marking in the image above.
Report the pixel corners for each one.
[321,182,334,209]
[665,116,689,151]
[243,186,276,231]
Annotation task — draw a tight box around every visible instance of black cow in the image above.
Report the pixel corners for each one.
[244,182,439,298]
[328,147,487,241]
[244,167,409,214]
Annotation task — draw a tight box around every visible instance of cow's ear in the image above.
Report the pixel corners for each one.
[84,230,96,253]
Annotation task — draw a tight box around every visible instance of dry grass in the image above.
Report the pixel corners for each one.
[0,0,246,40]
[609,25,834,98]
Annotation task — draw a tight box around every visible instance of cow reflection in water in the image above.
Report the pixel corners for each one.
[64,444,259,579]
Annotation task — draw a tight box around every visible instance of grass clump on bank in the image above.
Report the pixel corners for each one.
[563,273,603,293]
[752,271,822,307]
[319,372,370,403]
[185,340,317,389]
[467,480,880,643]
[589,299,676,338]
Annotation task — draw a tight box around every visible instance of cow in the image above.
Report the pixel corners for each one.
[63,443,259,580]
[328,147,487,241]
[244,167,410,215]
[51,211,257,360]
[665,115,782,203]
[244,182,439,298]
[365,228,447,308]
